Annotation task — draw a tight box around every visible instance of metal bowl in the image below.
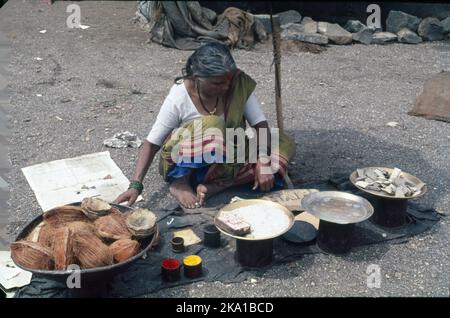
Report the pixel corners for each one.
[349,167,427,200]
[12,203,158,283]
[214,199,295,241]
[301,191,374,224]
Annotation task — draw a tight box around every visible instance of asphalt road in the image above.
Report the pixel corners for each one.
[0,0,449,297]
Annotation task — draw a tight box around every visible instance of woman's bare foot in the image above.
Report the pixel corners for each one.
[169,175,198,209]
[196,181,232,206]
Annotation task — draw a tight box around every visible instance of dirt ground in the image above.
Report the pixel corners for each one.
[0,1,449,297]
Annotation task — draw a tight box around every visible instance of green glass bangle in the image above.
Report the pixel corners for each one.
[129,181,144,194]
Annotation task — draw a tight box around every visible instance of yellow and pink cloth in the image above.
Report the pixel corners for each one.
[158,71,295,187]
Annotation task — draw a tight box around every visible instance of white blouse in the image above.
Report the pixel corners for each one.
[146,82,267,146]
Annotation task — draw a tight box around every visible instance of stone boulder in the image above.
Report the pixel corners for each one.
[281,27,328,45]
[299,17,318,34]
[441,17,450,34]
[281,20,317,34]
[418,17,444,41]
[397,28,422,44]
[344,20,366,33]
[317,22,328,34]
[372,32,397,44]
[352,27,374,45]
[386,10,421,33]
[281,23,303,33]
[278,10,302,27]
[318,22,352,45]
[409,72,450,123]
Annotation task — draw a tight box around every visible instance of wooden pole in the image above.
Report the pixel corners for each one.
[270,7,294,189]
[270,8,284,133]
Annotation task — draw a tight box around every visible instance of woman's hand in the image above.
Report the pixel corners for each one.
[112,141,160,207]
[113,188,140,207]
[252,158,274,192]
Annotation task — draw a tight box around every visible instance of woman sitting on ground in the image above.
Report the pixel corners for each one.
[114,42,295,209]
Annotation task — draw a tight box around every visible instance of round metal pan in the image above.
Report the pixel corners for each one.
[301,191,374,224]
[12,203,158,283]
[350,167,427,200]
[214,199,295,241]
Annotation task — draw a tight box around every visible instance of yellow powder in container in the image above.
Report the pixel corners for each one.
[183,255,202,267]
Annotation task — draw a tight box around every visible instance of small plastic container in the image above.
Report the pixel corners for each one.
[203,224,221,248]
[183,255,203,278]
[171,236,185,253]
[161,258,181,282]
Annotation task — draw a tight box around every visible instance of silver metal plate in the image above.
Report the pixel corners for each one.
[215,199,295,241]
[301,191,374,224]
[349,167,427,200]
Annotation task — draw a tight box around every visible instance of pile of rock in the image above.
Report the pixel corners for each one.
[255,9,450,45]
[354,167,426,198]
[386,11,448,44]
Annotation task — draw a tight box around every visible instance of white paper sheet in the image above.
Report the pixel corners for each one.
[22,151,142,212]
[0,251,32,290]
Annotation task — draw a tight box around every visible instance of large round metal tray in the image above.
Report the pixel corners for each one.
[350,167,427,200]
[12,203,159,283]
[215,199,295,241]
[301,191,374,224]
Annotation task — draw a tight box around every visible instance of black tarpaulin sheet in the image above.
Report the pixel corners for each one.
[14,174,441,298]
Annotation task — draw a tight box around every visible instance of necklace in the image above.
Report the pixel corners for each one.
[197,85,219,115]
